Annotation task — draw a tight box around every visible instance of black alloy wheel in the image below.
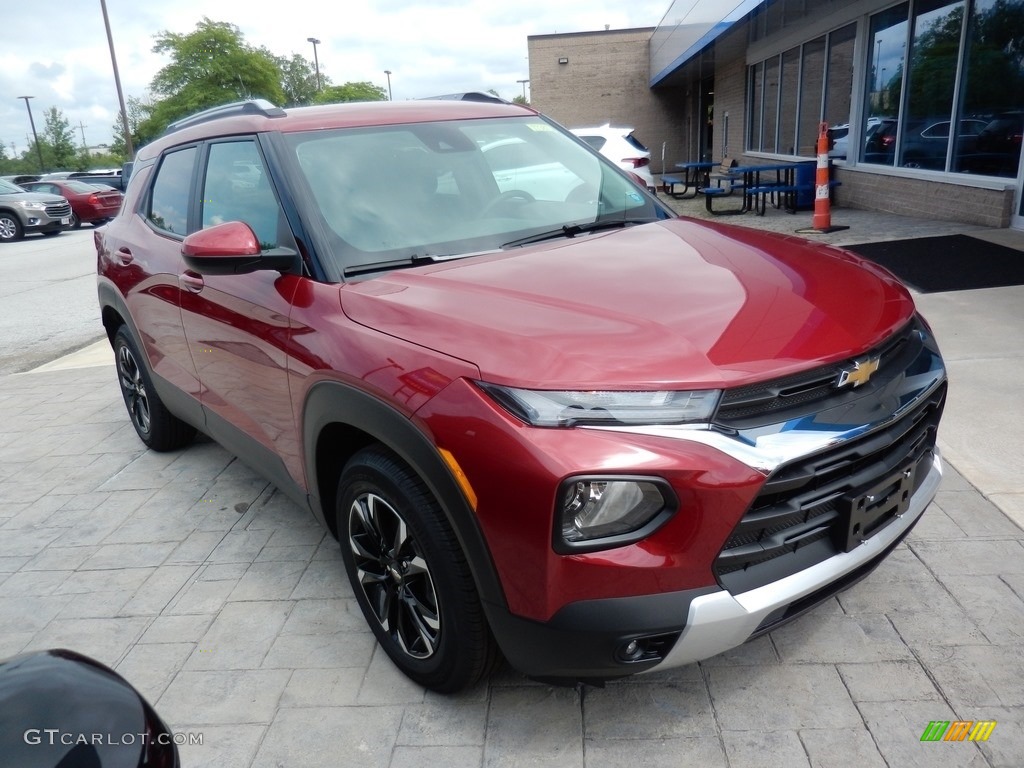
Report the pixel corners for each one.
[337,447,497,692]
[112,326,196,451]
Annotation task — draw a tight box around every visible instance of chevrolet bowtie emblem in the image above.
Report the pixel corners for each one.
[836,356,881,388]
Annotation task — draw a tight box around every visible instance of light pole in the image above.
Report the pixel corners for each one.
[17,96,44,172]
[875,38,882,90]
[100,0,133,159]
[307,37,322,91]
[516,79,529,102]
[384,70,392,101]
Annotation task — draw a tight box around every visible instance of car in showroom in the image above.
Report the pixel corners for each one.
[96,99,947,692]
[570,124,656,191]
[0,178,71,242]
[20,179,123,229]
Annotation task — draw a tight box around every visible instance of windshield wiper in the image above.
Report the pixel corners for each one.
[343,253,442,277]
[343,248,501,278]
[501,218,657,249]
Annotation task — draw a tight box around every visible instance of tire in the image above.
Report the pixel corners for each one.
[0,212,23,242]
[337,446,497,692]
[112,326,196,451]
[70,212,81,230]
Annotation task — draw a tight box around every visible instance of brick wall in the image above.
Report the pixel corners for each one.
[528,29,689,173]
[834,168,1015,228]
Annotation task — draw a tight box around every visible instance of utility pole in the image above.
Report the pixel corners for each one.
[17,96,45,172]
[100,0,133,159]
[79,121,89,152]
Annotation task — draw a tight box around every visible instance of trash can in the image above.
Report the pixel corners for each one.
[795,161,817,210]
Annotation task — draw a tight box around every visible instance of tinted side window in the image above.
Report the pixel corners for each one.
[148,147,196,235]
[201,140,286,250]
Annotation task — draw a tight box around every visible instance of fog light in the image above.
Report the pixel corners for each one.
[557,476,675,551]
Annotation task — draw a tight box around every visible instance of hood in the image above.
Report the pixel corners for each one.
[2,191,67,204]
[340,218,915,390]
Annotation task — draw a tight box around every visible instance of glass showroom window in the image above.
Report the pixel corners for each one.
[748,23,856,158]
[954,0,1024,176]
[862,0,1024,176]
[862,4,910,166]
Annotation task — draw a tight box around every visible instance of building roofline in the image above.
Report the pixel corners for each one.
[528,27,655,42]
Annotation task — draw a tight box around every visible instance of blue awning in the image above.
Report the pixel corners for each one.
[650,0,768,86]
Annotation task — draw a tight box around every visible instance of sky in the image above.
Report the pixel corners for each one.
[0,0,671,158]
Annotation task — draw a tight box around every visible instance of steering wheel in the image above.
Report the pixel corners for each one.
[479,189,536,217]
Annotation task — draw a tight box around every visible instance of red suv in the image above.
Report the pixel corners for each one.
[96,99,947,692]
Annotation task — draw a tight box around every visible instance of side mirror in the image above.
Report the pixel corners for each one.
[181,221,298,275]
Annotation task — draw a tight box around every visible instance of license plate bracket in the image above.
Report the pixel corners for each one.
[837,462,917,552]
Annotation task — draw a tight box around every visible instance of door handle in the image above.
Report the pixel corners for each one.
[116,247,133,266]
[180,271,205,293]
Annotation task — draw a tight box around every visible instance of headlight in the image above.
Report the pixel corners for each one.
[16,201,46,211]
[558,476,676,551]
[477,383,720,427]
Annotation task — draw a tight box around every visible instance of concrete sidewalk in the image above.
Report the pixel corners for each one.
[1,210,1023,767]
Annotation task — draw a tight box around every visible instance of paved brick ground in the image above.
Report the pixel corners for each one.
[3,208,1024,765]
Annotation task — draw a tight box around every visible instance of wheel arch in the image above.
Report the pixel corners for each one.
[303,380,508,612]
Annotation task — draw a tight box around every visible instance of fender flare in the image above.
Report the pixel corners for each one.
[302,380,508,612]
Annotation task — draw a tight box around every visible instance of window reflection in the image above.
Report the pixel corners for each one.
[956,0,1024,175]
[862,5,909,165]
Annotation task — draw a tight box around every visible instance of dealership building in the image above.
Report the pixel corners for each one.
[528,0,1024,228]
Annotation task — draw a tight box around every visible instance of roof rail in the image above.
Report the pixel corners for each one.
[164,99,286,135]
[419,92,508,104]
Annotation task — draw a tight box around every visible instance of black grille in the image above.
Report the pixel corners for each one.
[715,320,916,425]
[714,382,946,594]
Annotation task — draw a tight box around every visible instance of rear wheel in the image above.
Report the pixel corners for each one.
[0,213,23,242]
[113,326,196,451]
[337,446,496,692]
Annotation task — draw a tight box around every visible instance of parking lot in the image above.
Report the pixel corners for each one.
[1,215,1023,767]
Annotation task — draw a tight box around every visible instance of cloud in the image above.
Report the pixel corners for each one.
[0,0,670,154]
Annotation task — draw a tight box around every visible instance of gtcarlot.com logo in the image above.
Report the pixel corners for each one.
[920,720,997,742]
[24,729,203,747]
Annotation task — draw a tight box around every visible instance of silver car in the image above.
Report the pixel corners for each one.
[0,178,72,242]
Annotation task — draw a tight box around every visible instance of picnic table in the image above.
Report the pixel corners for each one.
[661,161,717,198]
[703,162,821,216]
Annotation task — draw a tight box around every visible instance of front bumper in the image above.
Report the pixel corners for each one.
[651,448,941,671]
[488,449,940,682]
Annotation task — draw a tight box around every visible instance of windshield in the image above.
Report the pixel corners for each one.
[282,115,671,279]
[0,179,24,195]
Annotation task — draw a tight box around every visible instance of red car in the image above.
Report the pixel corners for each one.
[96,99,947,692]
[22,179,122,228]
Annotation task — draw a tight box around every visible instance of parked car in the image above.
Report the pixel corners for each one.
[97,98,947,693]
[970,112,1024,176]
[900,118,987,170]
[20,179,122,228]
[0,649,180,767]
[571,124,656,191]
[862,117,987,169]
[828,117,882,159]
[0,178,71,242]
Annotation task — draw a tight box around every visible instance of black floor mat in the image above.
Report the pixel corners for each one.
[845,234,1024,293]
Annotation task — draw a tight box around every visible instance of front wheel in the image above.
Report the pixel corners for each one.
[337,447,496,692]
[69,212,81,230]
[113,326,196,451]
[0,213,23,242]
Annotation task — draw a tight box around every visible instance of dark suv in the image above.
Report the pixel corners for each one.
[96,99,947,692]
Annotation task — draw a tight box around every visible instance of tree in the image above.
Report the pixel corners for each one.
[142,18,284,136]
[512,95,529,106]
[313,81,387,105]
[110,96,156,160]
[22,107,80,171]
[270,52,326,107]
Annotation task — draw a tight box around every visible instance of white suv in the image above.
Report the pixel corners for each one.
[571,125,656,192]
